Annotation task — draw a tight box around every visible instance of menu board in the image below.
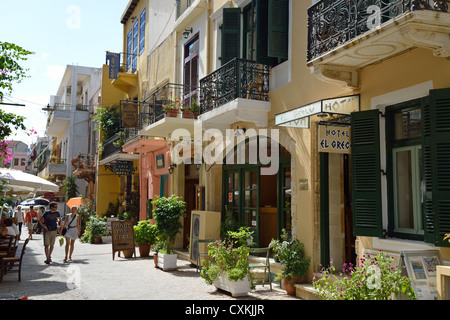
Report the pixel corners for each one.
[400,250,442,300]
[111,220,136,260]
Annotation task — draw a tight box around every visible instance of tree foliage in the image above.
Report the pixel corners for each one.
[0,41,33,102]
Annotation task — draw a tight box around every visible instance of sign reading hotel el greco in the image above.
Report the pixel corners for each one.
[319,125,351,154]
[275,95,360,128]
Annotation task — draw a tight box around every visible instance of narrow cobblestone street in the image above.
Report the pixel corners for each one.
[0,233,300,301]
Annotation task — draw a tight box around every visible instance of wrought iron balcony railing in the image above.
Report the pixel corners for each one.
[176,0,193,19]
[140,83,199,126]
[199,58,270,115]
[307,0,450,62]
[101,133,122,160]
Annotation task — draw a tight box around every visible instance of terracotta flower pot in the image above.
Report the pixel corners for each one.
[166,108,178,117]
[154,253,159,268]
[93,237,102,244]
[284,279,296,296]
[138,244,151,257]
[182,110,193,119]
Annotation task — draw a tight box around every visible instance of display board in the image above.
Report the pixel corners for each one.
[111,220,136,260]
[400,249,442,300]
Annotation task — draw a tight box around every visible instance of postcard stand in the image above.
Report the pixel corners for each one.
[400,249,442,300]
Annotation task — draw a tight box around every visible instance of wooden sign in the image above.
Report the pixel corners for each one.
[121,101,139,128]
[318,125,351,154]
[111,220,136,260]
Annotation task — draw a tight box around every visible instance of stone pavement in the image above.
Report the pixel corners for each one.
[0,232,301,301]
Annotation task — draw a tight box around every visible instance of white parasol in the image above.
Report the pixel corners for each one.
[0,168,60,193]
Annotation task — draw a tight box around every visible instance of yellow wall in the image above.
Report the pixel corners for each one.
[122,0,149,100]
[96,165,121,217]
[356,47,450,261]
[96,66,127,216]
[360,48,450,110]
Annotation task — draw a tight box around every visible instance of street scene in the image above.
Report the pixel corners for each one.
[1,0,450,302]
[0,226,297,301]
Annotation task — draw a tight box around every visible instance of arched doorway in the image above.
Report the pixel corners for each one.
[222,137,291,247]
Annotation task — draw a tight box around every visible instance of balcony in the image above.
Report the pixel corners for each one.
[45,103,89,136]
[72,153,97,182]
[175,0,208,31]
[39,158,67,181]
[137,83,199,138]
[307,0,450,88]
[199,58,271,130]
[99,132,139,166]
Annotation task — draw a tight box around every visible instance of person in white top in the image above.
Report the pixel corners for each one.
[14,205,24,236]
[4,218,19,236]
[63,206,80,262]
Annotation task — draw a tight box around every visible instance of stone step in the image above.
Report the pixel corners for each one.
[295,283,320,300]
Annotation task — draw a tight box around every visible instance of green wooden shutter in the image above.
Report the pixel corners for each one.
[424,88,450,246]
[268,0,288,59]
[422,95,435,243]
[351,109,383,237]
[255,0,277,66]
[221,8,241,65]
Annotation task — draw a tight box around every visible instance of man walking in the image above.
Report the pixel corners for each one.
[39,202,62,264]
[25,205,38,240]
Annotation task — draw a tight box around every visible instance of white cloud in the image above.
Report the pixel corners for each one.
[44,65,65,82]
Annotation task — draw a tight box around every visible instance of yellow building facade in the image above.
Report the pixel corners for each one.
[100,0,450,298]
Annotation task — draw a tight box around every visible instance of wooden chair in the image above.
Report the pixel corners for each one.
[0,238,29,282]
[195,238,215,273]
[249,247,272,291]
[0,235,14,258]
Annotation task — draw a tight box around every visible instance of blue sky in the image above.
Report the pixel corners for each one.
[0,0,127,145]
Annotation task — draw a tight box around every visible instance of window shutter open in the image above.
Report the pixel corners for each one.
[255,0,277,66]
[221,8,241,65]
[268,0,288,60]
[424,88,450,246]
[351,109,383,237]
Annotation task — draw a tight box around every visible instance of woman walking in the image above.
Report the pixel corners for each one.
[14,205,24,237]
[63,206,80,262]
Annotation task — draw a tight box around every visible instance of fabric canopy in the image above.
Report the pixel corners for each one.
[0,168,60,193]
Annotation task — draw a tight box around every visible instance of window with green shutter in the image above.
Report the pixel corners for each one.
[221,8,241,65]
[423,88,450,247]
[351,109,383,237]
[268,0,289,61]
[351,88,450,247]
[221,0,288,67]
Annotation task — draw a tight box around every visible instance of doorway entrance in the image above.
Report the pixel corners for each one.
[183,164,199,248]
[222,139,291,247]
[320,152,355,268]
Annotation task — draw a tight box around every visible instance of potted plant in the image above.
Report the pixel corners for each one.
[82,216,107,244]
[133,219,158,257]
[181,106,193,119]
[200,227,254,297]
[269,229,311,295]
[190,98,200,119]
[151,195,186,270]
[162,92,182,118]
[152,240,163,268]
[312,251,416,300]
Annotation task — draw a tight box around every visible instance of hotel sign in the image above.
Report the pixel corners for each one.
[106,52,120,80]
[113,161,133,176]
[318,125,351,154]
[275,95,360,128]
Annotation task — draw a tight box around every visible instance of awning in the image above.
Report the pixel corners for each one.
[0,168,59,193]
